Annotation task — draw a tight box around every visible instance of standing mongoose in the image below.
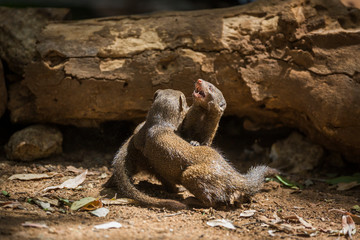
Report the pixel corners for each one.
[108,89,189,210]
[140,90,278,208]
[180,79,226,146]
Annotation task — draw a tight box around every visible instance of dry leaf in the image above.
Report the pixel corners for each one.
[91,207,109,217]
[206,219,236,230]
[22,222,48,228]
[93,221,122,230]
[33,199,54,212]
[43,170,87,192]
[336,181,360,191]
[71,197,97,211]
[0,201,23,209]
[81,199,102,211]
[240,210,256,217]
[9,173,52,180]
[66,166,83,174]
[296,215,314,229]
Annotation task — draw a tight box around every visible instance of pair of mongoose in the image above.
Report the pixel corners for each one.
[107,79,277,210]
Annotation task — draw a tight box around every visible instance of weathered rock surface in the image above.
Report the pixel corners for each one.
[2,0,360,160]
[269,132,324,174]
[0,7,69,74]
[5,125,63,161]
[0,60,6,118]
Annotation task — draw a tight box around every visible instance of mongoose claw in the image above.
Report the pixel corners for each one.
[190,140,200,146]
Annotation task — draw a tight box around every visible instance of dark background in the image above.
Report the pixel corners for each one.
[0,0,255,19]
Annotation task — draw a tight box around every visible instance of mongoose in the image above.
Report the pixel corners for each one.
[107,81,226,210]
[107,89,189,210]
[140,90,278,208]
[180,79,226,146]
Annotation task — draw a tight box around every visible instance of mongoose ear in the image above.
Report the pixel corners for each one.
[179,96,183,112]
[153,89,161,100]
[179,95,187,112]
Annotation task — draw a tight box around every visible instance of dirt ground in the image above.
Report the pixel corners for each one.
[0,118,359,240]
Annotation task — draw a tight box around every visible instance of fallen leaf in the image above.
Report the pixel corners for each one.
[91,207,109,217]
[326,174,360,185]
[340,215,356,239]
[101,198,136,205]
[36,197,59,207]
[336,181,360,191]
[33,199,55,212]
[93,221,122,230]
[22,222,48,228]
[9,173,52,181]
[1,190,10,197]
[0,201,23,209]
[268,230,277,237]
[295,215,314,229]
[240,210,257,217]
[206,219,236,230]
[70,197,102,211]
[81,199,102,211]
[66,166,83,174]
[43,170,87,192]
[352,205,360,213]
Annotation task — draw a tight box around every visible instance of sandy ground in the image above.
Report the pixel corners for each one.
[0,119,359,239]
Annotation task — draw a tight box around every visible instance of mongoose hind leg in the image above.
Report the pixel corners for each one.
[180,164,218,208]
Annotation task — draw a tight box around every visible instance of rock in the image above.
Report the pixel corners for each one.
[3,1,360,160]
[5,125,63,161]
[0,60,6,118]
[269,132,323,173]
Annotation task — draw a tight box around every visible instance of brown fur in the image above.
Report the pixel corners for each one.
[109,89,189,210]
[141,94,278,207]
[180,79,226,146]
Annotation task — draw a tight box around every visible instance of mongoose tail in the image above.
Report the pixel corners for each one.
[244,165,280,195]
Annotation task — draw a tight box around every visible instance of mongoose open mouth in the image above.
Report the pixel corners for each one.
[193,79,206,99]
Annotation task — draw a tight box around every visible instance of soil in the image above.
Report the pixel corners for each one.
[0,117,359,240]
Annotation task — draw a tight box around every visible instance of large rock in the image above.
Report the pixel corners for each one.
[5,125,63,161]
[269,132,324,174]
[0,60,6,118]
[3,0,360,160]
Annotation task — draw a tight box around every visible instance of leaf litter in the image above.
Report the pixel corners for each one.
[43,170,87,192]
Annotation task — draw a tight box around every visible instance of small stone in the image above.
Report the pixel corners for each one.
[5,125,63,161]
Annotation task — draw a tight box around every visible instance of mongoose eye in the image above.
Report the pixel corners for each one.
[209,85,213,92]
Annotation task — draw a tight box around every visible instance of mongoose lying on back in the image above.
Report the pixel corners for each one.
[180,79,226,146]
[140,89,278,208]
[108,89,189,210]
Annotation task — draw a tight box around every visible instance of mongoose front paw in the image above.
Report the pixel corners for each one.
[190,140,200,146]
